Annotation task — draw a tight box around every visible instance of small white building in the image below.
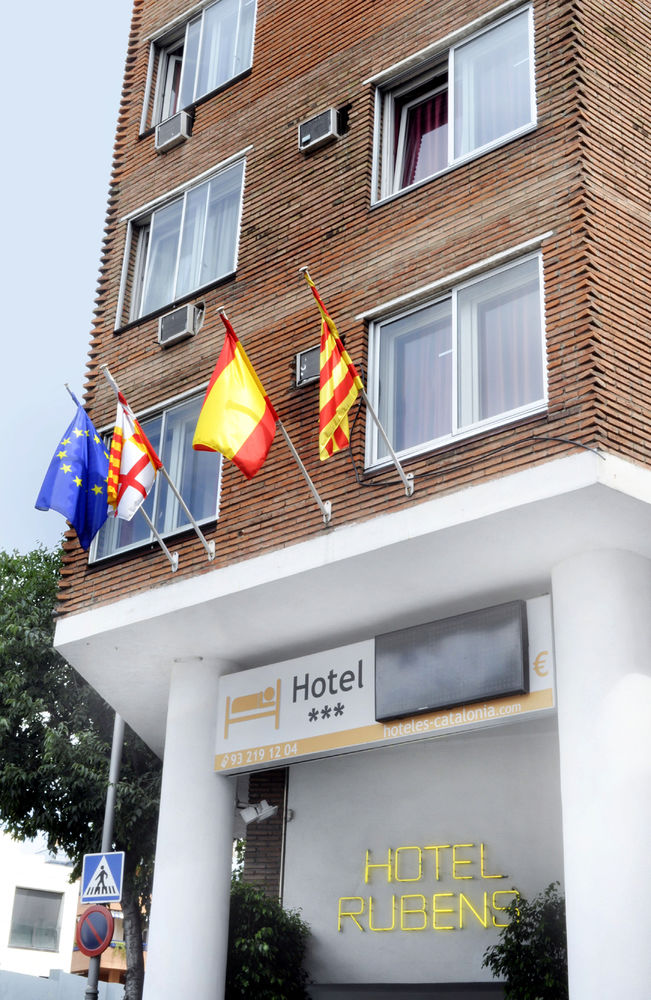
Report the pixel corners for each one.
[0,832,79,978]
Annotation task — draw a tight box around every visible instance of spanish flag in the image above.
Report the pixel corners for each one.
[193,313,278,479]
[304,272,364,460]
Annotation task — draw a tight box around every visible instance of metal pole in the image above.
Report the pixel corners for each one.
[277,420,332,524]
[84,714,125,1000]
[360,388,415,497]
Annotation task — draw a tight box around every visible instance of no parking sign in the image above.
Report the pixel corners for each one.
[76,905,115,958]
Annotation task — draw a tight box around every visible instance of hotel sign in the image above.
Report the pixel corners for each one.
[215,596,555,774]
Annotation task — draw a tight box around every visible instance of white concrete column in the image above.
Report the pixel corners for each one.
[143,658,236,1000]
[552,549,651,999]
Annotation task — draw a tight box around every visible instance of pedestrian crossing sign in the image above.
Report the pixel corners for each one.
[81,851,125,903]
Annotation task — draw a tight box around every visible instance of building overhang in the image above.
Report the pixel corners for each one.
[54,450,651,756]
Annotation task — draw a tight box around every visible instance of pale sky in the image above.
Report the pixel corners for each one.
[0,1,135,554]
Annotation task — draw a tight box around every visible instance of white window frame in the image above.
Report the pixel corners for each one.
[142,0,257,131]
[89,388,222,563]
[372,3,536,203]
[115,153,247,329]
[365,252,547,469]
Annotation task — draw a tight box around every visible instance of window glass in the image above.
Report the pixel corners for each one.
[371,256,544,463]
[141,201,184,317]
[378,300,452,454]
[197,0,239,97]
[9,888,63,952]
[155,0,256,124]
[178,17,202,111]
[131,160,244,320]
[92,396,221,561]
[379,6,534,199]
[395,77,448,190]
[457,256,542,427]
[453,8,532,159]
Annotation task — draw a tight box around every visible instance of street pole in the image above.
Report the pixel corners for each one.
[84,713,125,1000]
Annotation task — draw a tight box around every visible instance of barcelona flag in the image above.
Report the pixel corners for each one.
[303,272,364,460]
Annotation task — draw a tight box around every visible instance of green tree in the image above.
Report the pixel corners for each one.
[226,879,311,1000]
[482,882,568,1000]
[0,546,161,1000]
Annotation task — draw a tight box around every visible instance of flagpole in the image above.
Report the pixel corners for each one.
[299,267,415,498]
[277,420,332,525]
[216,308,333,526]
[138,507,179,572]
[99,365,215,563]
[360,388,415,497]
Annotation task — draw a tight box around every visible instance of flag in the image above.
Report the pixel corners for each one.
[193,313,278,479]
[304,272,364,460]
[107,392,163,520]
[35,394,109,550]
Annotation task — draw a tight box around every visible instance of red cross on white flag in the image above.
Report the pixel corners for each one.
[107,392,163,521]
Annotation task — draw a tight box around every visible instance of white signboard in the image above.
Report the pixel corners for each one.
[215,596,555,774]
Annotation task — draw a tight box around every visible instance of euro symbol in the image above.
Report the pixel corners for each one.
[533,651,549,677]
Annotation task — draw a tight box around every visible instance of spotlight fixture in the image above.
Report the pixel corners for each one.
[238,800,278,825]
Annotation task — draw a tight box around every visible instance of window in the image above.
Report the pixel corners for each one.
[148,0,257,126]
[376,6,535,200]
[92,394,222,561]
[123,159,245,323]
[367,255,545,465]
[9,888,63,952]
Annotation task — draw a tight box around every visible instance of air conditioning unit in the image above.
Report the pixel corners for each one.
[155,110,192,152]
[158,304,201,347]
[295,345,320,386]
[298,108,339,152]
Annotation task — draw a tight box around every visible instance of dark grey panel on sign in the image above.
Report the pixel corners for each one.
[375,601,529,722]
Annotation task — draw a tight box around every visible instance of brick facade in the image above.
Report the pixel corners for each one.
[242,768,288,898]
[57,0,650,616]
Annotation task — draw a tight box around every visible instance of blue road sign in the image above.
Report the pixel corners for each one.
[81,851,125,904]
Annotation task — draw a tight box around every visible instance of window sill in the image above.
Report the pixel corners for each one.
[364,403,547,473]
[114,273,235,336]
[138,67,253,141]
[88,517,218,567]
[371,122,537,209]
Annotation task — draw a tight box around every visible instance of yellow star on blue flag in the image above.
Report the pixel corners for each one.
[35,392,109,550]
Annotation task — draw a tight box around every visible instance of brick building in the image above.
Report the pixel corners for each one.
[55,0,650,997]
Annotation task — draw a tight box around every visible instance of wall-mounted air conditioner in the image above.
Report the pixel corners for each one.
[155,110,192,152]
[295,345,320,386]
[158,304,202,347]
[298,109,340,152]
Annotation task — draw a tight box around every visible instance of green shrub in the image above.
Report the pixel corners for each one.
[482,882,568,1000]
[226,880,310,999]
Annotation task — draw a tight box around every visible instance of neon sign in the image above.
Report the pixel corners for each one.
[337,842,519,933]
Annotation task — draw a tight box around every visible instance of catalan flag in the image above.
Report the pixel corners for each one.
[107,392,163,521]
[304,272,364,460]
[35,393,109,550]
[192,313,278,479]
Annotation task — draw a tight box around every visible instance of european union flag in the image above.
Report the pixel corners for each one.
[35,393,110,550]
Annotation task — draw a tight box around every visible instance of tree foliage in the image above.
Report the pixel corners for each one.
[0,546,161,1000]
[226,879,310,1000]
[482,882,568,1000]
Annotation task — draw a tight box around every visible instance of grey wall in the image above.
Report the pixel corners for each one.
[0,968,123,1000]
[283,715,564,988]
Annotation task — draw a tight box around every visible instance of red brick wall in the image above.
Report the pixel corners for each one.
[242,768,287,898]
[56,0,650,615]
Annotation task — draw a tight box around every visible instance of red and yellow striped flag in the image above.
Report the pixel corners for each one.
[192,313,278,479]
[304,272,364,460]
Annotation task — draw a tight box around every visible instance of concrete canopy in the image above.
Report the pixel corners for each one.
[55,450,651,756]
